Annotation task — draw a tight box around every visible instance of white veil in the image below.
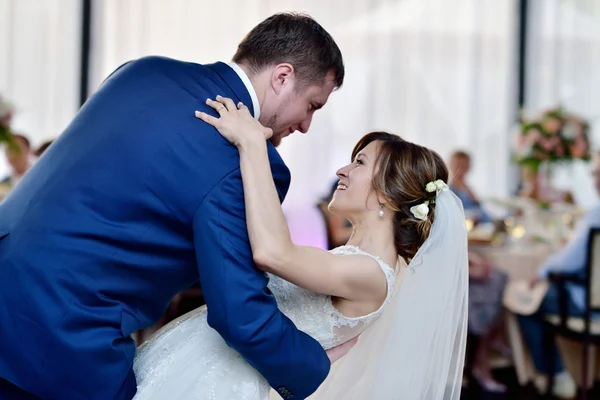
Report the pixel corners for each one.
[309,189,469,399]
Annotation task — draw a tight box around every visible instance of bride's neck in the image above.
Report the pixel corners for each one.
[345,219,397,268]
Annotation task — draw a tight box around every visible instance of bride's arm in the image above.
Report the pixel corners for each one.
[196,97,386,302]
[237,140,385,301]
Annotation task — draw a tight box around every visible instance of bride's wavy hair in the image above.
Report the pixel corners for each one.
[352,132,449,263]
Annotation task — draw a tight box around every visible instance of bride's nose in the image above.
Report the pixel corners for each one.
[336,166,349,180]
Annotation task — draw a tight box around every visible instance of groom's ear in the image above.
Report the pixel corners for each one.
[271,63,295,95]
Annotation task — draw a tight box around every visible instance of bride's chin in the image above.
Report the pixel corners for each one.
[327,203,346,217]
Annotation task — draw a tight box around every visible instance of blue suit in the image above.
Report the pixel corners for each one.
[0,57,329,400]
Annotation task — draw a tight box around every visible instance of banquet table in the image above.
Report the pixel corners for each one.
[470,240,599,388]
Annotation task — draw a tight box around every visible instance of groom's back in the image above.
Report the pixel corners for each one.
[0,57,255,399]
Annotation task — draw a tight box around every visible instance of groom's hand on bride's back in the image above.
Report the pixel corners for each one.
[326,336,359,364]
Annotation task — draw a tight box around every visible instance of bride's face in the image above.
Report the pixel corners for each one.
[329,141,380,217]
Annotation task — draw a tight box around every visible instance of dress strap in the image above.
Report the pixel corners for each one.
[331,245,396,301]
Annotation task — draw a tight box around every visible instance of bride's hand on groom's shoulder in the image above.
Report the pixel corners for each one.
[195,95,272,148]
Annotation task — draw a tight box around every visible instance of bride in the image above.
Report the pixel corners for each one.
[132,96,468,400]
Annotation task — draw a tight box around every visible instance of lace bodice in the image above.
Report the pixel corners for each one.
[267,245,396,350]
[133,245,396,400]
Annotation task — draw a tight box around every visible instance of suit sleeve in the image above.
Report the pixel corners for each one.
[192,167,330,399]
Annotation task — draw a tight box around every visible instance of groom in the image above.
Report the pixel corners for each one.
[0,13,344,400]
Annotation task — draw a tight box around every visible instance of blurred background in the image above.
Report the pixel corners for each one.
[1,0,600,398]
[2,0,599,208]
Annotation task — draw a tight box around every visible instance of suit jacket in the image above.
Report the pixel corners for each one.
[0,57,329,400]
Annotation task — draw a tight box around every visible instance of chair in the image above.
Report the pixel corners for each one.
[543,228,600,399]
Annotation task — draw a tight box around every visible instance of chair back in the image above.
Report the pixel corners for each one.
[586,228,600,312]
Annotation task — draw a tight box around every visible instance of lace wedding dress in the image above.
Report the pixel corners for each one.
[132,246,396,400]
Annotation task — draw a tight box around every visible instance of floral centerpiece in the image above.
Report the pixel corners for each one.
[513,107,591,201]
[513,107,591,170]
[0,95,15,198]
[0,94,15,148]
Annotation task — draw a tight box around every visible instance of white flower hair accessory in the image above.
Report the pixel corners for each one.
[410,179,449,220]
[410,202,430,220]
[425,179,448,195]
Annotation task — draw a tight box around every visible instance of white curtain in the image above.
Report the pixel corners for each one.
[526,0,600,207]
[0,0,519,229]
[0,0,80,177]
[90,0,517,212]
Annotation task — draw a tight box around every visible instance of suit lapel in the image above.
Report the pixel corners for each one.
[206,62,255,118]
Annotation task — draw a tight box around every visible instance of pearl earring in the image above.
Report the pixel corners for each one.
[378,203,384,218]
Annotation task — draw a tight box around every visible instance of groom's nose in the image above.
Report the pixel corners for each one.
[298,115,313,134]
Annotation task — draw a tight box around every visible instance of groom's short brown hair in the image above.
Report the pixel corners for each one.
[233,13,344,90]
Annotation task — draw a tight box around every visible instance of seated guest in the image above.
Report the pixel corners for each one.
[468,252,508,392]
[317,180,353,249]
[517,152,600,397]
[449,150,492,224]
[2,134,33,188]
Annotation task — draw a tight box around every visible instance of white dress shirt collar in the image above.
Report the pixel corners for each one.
[227,62,260,120]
